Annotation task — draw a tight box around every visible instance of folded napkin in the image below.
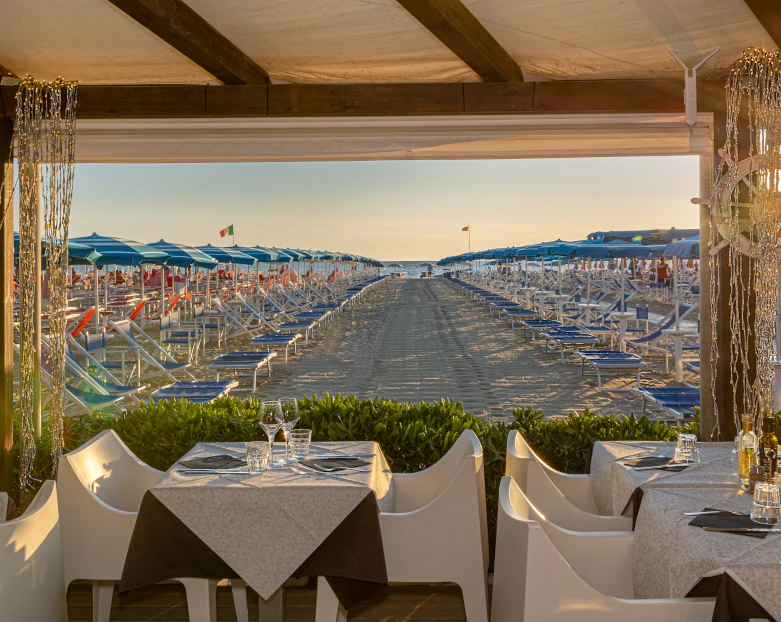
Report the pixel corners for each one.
[300,458,371,471]
[689,508,769,538]
[178,455,246,470]
[624,455,686,471]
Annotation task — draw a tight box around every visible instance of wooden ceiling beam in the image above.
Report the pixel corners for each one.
[394,0,522,82]
[0,80,724,119]
[743,0,781,48]
[105,0,270,85]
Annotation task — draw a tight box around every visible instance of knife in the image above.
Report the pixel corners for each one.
[633,464,686,471]
[703,527,781,533]
[685,510,749,516]
[179,469,250,474]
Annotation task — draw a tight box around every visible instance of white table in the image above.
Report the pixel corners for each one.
[611,311,635,352]
[590,441,779,620]
[662,327,698,382]
[549,293,568,322]
[122,441,395,621]
[533,291,549,318]
[578,302,600,326]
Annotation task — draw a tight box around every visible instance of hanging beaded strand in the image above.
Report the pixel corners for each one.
[15,78,77,490]
[711,49,781,435]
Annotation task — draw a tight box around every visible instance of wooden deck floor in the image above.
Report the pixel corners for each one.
[67,583,468,622]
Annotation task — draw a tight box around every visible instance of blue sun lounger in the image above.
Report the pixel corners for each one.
[210,351,277,392]
[150,380,239,404]
[632,386,700,420]
[577,350,645,391]
[542,328,600,362]
[250,333,301,362]
[519,319,563,342]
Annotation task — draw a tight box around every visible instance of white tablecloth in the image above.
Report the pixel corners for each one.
[590,440,736,515]
[590,441,780,620]
[151,440,394,599]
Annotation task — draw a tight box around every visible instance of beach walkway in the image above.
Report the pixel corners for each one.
[257,278,666,419]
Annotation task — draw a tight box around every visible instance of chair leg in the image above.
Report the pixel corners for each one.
[179,578,218,622]
[231,580,250,622]
[458,575,489,622]
[92,580,114,622]
[315,577,347,622]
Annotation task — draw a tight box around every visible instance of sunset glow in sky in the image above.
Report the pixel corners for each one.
[68,156,700,261]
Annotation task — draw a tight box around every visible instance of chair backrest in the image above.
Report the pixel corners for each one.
[159,314,171,331]
[636,306,649,320]
[70,308,96,337]
[61,429,161,513]
[111,319,137,345]
[493,477,643,622]
[127,299,147,321]
[164,294,181,315]
[83,332,107,353]
[0,480,64,621]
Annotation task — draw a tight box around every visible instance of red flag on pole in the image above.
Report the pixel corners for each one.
[462,226,469,231]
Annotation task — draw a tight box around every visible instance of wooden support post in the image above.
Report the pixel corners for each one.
[705,109,753,441]
[0,118,13,492]
[699,149,715,439]
[33,166,42,438]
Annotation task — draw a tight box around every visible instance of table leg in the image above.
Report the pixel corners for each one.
[674,336,684,383]
[315,578,347,622]
[259,585,286,622]
[179,578,217,622]
[619,319,627,353]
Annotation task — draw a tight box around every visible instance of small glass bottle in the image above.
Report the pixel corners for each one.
[738,414,758,487]
[759,415,778,478]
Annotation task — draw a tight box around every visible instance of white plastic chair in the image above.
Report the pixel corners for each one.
[0,480,65,622]
[491,476,715,622]
[316,429,489,622]
[508,430,600,514]
[57,429,245,622]
[506,432,631,532]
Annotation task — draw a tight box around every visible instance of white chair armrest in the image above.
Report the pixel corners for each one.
[543,526,635,599]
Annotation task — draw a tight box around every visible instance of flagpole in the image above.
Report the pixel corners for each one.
[469,228,471,253]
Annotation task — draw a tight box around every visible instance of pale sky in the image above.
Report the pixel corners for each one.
[67,156,700,261]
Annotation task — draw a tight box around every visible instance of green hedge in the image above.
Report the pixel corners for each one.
[12,394,693,556]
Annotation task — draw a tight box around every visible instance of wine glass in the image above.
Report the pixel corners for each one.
[259,400,283,467]
[276,398,300,464]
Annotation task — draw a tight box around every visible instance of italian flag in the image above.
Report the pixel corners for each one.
[220,225,234,238]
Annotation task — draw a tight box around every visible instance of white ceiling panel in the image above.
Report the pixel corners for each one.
[463,0,775,80]
[0,0,214,84]
[182,0,478,83]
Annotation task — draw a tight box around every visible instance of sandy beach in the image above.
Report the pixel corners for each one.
[212,278,673,420]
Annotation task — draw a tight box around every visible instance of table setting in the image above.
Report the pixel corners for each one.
[590,433,780,621]
[120,398,395,614]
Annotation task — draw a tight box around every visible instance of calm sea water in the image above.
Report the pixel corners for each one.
[382,261,442,278]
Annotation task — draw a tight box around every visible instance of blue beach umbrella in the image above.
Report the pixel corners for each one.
[71,233,169,266]
[663,236,700,259]
[14,233,103,266]
[148,240,219,269]
[196,244,256,266]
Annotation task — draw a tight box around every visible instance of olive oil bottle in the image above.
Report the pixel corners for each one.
[738,414,758,487]
[759,415,778,477]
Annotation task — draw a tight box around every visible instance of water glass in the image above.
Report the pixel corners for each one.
[289,429,312,461]
[751,481,781,525]
[245,442,270,475]
[260,400,283,466]
[674,433,700,464]
[277,398,301,463]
